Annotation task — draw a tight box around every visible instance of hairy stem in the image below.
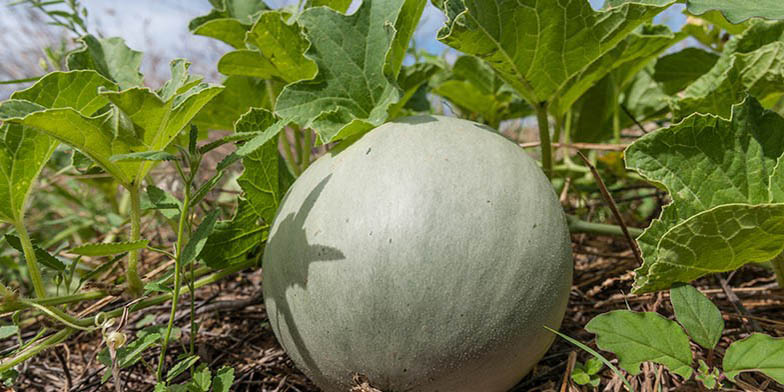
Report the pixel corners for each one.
[771,251,784,288]
[126,187,144,296]
[13,220,46,298]
[535,103,553,179]
[157,184,191,381]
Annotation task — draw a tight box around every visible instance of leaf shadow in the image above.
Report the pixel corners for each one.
[264,174,346,385]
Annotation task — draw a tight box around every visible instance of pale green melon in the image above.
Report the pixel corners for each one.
[262,115,572,392]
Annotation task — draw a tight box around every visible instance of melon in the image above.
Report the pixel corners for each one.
[262,115,573,392]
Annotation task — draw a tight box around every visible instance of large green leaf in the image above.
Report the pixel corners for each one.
[435,0,675,115]
[586,310,693,379]
[669,284,724,350]
[189,0,269,48]
[687,1,784,24]
[0,71,116,224]
[275,0,426,144]
[433,56,530,128]
[723,333,784,384]
[2,63,223,187]
[218,11,317,83]
[66,35,144,89]
[625,97,784,293]
[674,21,784,119]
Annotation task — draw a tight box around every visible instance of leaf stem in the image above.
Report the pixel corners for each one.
[771,251,784,288]
[535,103,553,179]
[157,179,191,382]
[126,187,144,296]
[0,328,73,373]
[301,128,312,172]
[279,131,300,176]
[13,220,46,298]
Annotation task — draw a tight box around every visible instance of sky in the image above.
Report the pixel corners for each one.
[0,0,688,93]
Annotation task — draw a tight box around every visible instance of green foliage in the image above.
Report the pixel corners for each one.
[66,35,144,89]
[723,333,784,384]
[653,47,719,95]
[0,71,115,224]
[217,11,318,83]
[571,358,603,387]
[275,0,426,143]
[674,21,784,119]
[433,56,530,128]
[436,0,675,115]
[687,0,784,24]
[3,61,222,188]
[669,283,724,350]
[586,310,694,379]
[189,0,269,48]
[626,97,784,293]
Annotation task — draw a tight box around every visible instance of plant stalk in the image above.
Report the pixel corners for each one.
[126,187,144,296]
[771,251,784,288]
[13,220,46,299]
[0,259,257,373]
[566,215,642,238]
[157,183,191,381]
[535,103,553,179]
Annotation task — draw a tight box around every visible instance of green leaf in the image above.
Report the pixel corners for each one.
[66,35,144,89]
[145,185,181,220]
[218,11,317,83]
[236,110,286,223]
[723,333,784,384]
[669,284,724,350]
[6,63,223,187]
[586,310,693,379]
[192,76,277,131]
[389,61,443,119]
[202,198,266,269]
[433,56,530,128]
[654,47,719,95]
[109,151,179,162]
[180,210,220,266]
[233,108,287,156]
[166,355,200,383]
[191,172,225,207]
[275,0,425,143]
[675,40,784,119]
[435,0,675,115]
[212,366,235,392]
[0,71,116,224]
[687,1,784,24]
[69,240,149,257]
[626,97,784,293]
[189,0,268,48]
[5,234,65,272]
[190,364,212,392]
[305,0,351,13]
